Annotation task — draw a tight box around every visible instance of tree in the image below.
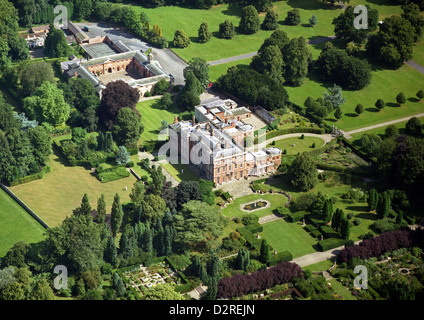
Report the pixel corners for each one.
[332,6,378,44]
[26,126,52,165]
[173,29,190,48]
[23,81,70,127]
[219,20,235,39]
[322,198,333,224]
[97,80,140,130]
[262,8,279,30]
[309,15,317,27]
[44,24,71,58]
[385,125,399,138]
[111,107,143,148]
[184,58,210,87]
[110,193,123,237]
[236,247,250,271]
[334,108,343,120]
[19,62,54,97]
[331,208,344,232]
[340,217,350,240]
[150,165,164,195]
[376,192,391,219]
[144,284,185,300]
[238,5,260,34]
[323,84,346,109]
[396,92,406,105]
[366,15,415,68]
[367,188,378,212]
[175,180,203,208]
[75,193,92,217]
[139,194,167,224]
[96,194,107,224]
[405,117,422,137]
[28,278,55,300]
[287,152,318,191]
[401,3,424,42]
[285,9,301,26]
[173,200,227,250]
[198,22,211,43]
[375,98,386,110]
[260,239,271,265]
[115,146,130,165]
[417,89,424,100]
[355,104,364,115]
[176,70,203,111]
[250,45,285,83]
[282,37,311,86]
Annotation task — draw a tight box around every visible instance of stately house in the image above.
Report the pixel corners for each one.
[169,99,282,185]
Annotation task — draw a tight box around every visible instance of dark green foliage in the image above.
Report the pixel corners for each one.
[367,188,378,211]
[322,198,333,224]
[405,117,422,137]
[375,98,386,110]
[285,9,301,26]
[260,239,271,265]
[44,24,71,58]
[173,29,190,48]
[219,20,235,39]
[262,7,279,30]
[366,16,415,68]
[315,47,372,90]
[332,5,378,44]
[396,92,406,105]
[317,238,346,251]
[377,192,391,219]
[355,104,364,115]
[198,22,212,43]
[215,66,288,112]
[111,107,143,148]
[287,152,318,191]
[236,247,250,271]
[111,193,123,237]
[238,5,260,34]
[340,217,350,240]
[401,3,424,42]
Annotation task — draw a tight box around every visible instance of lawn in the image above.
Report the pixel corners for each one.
[221,193,288,219]
[267,136,325,155]
[159,160,199,183]
[10,151,137,227]
[413,40,424,67]
[348,114,424,142]
[329,279,358,300]
[124,0,344,62]
[285,64,424,132]
[260,218,317,258]
[209,58,252,83]
[0,188,46,257]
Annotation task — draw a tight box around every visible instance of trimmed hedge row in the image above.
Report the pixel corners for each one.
[255,126,325,144]
[97,166,130,183]
[287,210,307,223]
[320,225,341,239]
[314,162,372,177]
[237,227,262,250]
[9,165,52,186]
[317,238,346,252]
[269,251,293,266]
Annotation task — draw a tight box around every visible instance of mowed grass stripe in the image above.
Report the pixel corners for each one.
[0,188,45,257]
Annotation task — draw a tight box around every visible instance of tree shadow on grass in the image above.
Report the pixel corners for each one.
[356,212,378,220]
[387,102,400,108]
[408,97,420,103]
[365,107,380,113]
[346,205,368,212]
[345,113,358,118]
[221,3,243,17]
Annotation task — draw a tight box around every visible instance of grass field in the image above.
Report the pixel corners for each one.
[159,160,199,183]
[349,115,424,141]
[267,136,325,155]
[221,193,288,219]
[10,152,137,227]
[261,218,317,258]
[0,188,46,257]
[124,0,344,62]
[413,40,424,67]
[286,64,424,132]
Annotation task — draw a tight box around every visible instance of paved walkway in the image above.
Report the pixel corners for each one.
[292,241,361,268]
[343,113,424,138]
[406,60,424,75]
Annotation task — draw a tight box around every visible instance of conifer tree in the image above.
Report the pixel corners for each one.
[110,193,123,237]
[260,239,270,265]
[96,194,106,224]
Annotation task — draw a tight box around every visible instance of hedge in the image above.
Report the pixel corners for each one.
[308,217,325,228]
[288,210,307,223]
[222,191,232,201]
[255,126,325,144]
[245,222,264,234]
[304,224,317,233]
[9,165,52,186]
[311,230,323,238]
[314,162,372,177]
[269,251,293,266]
[319,225,341,239]
[317,238,346,252]
[165,256,189,284]
[237,227,262,250]
[97,166,130,183]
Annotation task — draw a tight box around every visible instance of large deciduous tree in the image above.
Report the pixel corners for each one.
[111,107,143,148]
[97,80,140,130]
[23,81,70,127]
[287,152,318,191]
[238,5,260,34]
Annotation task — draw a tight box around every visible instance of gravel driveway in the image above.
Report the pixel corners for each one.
[76,22,188,85]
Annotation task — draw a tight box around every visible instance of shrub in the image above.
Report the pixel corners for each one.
[269,251,293,266]
[241,214,259,226]
[288,210,306,223]
[318,238,346,251]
